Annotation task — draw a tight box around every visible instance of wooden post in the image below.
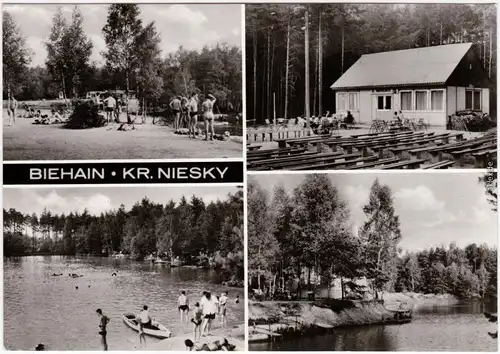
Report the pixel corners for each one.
[318,11,323,116]
[273,92,276,126]
[285,16,291,120]
[304,8,310,130]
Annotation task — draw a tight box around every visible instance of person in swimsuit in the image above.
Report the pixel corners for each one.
[178,290,190,324]
[180,96,189,129]
[187,93,199,139]
[103,93,117,123]
[201,94,216,141]
[96,308,109,351]
[191,302,203,341]
[169,96,182,131]
[219,292,228,328]
[7,96,18,126]
[136,305,152,348]
[201,292,218,337]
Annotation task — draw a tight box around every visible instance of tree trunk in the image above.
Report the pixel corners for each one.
[440,22,443,45]
[304,8,310,129]
[270,38,276,120]
[483,11,487,68]
[313,41,318,117]
[341,276,344,300]
[488,27,493,78]
[125,71,131,124]
[267,30,271,121]
[284,18,291,120]
[341,25,345,74]
[318,12,323,116]
[253,21,258,123]
[257,266,261,289]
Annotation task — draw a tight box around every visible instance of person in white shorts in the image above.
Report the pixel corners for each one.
[201,94,216,141]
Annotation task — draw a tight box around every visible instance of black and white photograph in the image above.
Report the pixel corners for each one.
[248,172,498,351]
[246,3,497,170]
[3,4,243,160]
[4,186,244,350]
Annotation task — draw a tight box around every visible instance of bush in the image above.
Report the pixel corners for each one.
[66,100,107,129]
[450,110,496,132]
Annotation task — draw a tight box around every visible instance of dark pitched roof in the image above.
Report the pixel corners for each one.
[331,43,473,90]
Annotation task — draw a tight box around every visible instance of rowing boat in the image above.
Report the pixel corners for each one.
[122,313,172,339]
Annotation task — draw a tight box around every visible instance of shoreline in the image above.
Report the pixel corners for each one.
[248,293,462,342]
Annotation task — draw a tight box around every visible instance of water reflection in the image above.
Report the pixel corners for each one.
[251,302,498,352]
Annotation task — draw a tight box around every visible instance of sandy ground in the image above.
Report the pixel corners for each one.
[3,115,243,160]
[147,324,245,351]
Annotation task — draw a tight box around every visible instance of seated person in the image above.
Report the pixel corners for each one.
[344,111,354,124]
[393,111,402,125]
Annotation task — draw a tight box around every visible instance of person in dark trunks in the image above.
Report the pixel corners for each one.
[96,309,109,351]
[178,290,190,324]
[136,305,152,348]
[201,292,218,337]
[169,96,182,131]
[191,302,203,341]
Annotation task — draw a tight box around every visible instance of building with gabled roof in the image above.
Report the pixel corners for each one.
[330,43,491,126]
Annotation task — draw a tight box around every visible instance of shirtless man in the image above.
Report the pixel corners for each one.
[180,96,189,129]
[187,93,199,139]
[169,96,182,131]
[102,93,116,123]
[178,290,190,324]
[96,309,110,351]
[7,95,18,126]
[201,94,216,141]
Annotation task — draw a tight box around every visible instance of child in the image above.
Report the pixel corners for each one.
[190,302,203,341]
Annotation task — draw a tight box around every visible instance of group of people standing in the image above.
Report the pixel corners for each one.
[178,290,231,342]
[169,93,217,140]
[94,290,235,351]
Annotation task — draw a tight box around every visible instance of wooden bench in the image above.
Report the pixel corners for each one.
[374,158,427,170]
[277,134,331,148]
[247,151,321,168]
[450,142,497,167]
[423,160,455,169]
[264,152,348,170]
[414,136,496,163]
[248,147,306,159]
[247,144,262,152]
[290,155,379,171]
[386,133,453,158]
[346,157,401,170]
[472,149,497,168]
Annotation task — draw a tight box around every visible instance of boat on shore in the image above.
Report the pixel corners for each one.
[122,313,172,339]
[384,309,412,324]
[153,258,168,265]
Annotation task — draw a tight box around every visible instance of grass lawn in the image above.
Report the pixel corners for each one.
[3,114,243,160]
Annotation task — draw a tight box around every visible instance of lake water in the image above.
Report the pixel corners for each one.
[4,256,244,350]
[250,302,498,351]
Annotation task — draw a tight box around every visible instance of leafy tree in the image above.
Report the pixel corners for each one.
[3,10,31,98]
[359,179,402,299]
[102,4,143,123]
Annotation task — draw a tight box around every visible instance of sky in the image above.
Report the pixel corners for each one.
[249,172,498,252]
[3,4,242,67]
[3,186,239,216]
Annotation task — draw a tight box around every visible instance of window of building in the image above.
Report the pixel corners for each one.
[338,93,347,111]
[377,95,391,110]
[348,93,358,110]
[400,91,412,110]
[466,89,482,110]
[416,91,428,111]
[430,90,444,111]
